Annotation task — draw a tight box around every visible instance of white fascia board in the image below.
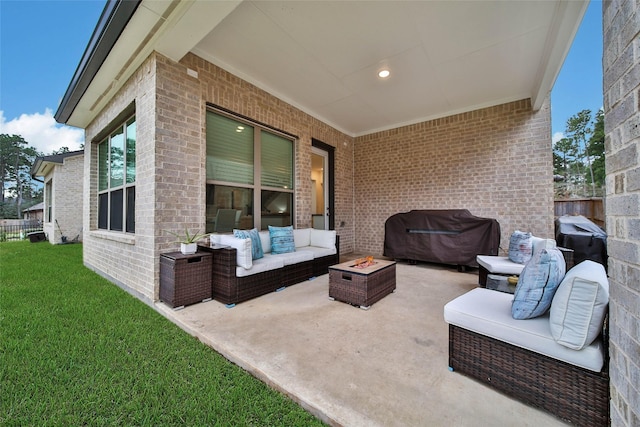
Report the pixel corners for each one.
[531,0,589,111]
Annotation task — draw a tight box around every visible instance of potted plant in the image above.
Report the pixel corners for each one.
[168,229,209,255]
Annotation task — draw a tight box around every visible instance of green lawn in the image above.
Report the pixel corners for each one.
[0,241,324,426]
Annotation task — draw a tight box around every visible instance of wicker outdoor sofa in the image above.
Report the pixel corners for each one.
[444,260,610,426]
[200,228,339,306]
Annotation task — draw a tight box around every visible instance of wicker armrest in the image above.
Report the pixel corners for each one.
[198,245,238,304]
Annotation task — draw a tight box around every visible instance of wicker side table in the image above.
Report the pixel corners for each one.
[329,259,396,309]
[160,251,213,309]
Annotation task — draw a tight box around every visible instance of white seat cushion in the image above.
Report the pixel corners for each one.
[235,254,284,277]
[444,288,604,372]
[476,255,525,276]
[269,250,314,266]
[477,238,556,276]
[297,246,336,259]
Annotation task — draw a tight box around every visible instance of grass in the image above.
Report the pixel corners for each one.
[0,241,325,426]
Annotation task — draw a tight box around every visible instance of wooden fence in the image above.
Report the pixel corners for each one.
[554,198,605,229]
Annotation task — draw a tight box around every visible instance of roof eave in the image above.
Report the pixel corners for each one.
[54,0,141,125]
[31,150,84,178]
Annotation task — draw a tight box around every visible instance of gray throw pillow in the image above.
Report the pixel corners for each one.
[508,230,533,264]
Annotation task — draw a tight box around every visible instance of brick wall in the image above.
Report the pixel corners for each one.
[603,0,640,425]
[83,55,158,303]
[52,154,83,244]
[354,98,554,255]
[81,52,356,302]
[177,53,356,253]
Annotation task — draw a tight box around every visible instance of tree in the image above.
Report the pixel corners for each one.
[554,109,605,198]
[587,109,605,189]
[566,109,596,196]
[51,146,71,155]
[0,134,42,218]
[553,136,580,198]
[553,137,576,179]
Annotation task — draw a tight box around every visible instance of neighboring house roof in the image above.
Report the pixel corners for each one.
[55,0,588,136]
[31,150,84,179]
[23,202,44,213]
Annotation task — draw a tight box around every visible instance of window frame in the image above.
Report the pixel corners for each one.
[97,115,136,233]
[45,180,52,223]
[206,107,296,231]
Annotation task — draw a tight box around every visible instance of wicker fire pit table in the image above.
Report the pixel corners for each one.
[328,259,396,309]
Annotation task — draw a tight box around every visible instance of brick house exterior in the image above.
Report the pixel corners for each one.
[55,2,640,424]
[79,51,553,303]
[31,150,84,244]
[603,0,640,424]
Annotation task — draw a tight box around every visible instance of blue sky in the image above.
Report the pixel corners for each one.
[551,0,603,143]
[0,0,602,154]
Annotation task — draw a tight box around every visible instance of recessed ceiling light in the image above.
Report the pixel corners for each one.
[378,69,390,78]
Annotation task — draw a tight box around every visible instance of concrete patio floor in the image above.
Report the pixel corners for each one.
[155,257,569,426]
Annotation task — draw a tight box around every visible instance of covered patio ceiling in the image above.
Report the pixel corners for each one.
[56,0,588,136]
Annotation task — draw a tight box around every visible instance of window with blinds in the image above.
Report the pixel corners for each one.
[206,109,295,231]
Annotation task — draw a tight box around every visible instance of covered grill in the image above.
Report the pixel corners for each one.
[383,209,500,269]
[555,215,607,268]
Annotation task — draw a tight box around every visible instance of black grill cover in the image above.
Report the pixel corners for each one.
[383,209,500,268]
[555,215,607,268]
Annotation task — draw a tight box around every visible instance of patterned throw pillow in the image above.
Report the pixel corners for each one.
[508,230,533,264]
[268,225,296,254]
[511,247,566,319]
[233,228,264,260]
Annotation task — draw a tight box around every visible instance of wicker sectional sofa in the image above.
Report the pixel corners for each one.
[444,261,610,426]
[200,228,339,305]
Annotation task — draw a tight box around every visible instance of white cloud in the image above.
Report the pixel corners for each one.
[552,131,565,144]
[0,109,84,154]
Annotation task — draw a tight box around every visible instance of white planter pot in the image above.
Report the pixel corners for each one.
[180,242,197,255]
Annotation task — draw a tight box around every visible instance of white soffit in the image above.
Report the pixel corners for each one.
[70,1,177,127]
[69,0,587,136]
[68,0,240,128]
[191,0,587,136]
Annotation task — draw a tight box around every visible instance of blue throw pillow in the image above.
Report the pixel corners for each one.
[511,248,566,319]
[268,225,296,254]
[233,228,264,260]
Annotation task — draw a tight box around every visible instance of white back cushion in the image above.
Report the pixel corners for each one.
[293,228,312,247]
[218,235,252,269]
[550,260,609,350]
[258,231,271,254]
[310,229,336,249]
